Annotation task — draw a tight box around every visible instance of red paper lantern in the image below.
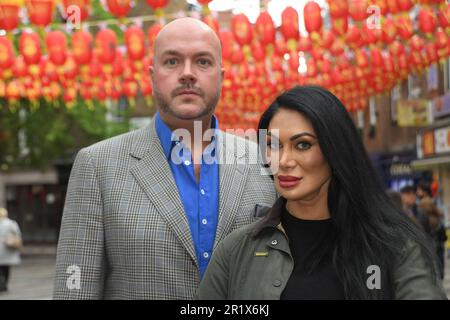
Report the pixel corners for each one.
[106,0,131,18]
[331,17,348,37]
[372,0,388,15]
[370,48,384,69]
[19,31,41,65]
[62,0,89,21]
[123,80,138,104]
[438,4,450,29]
[418,8,437,34]
[39,56,58,81]
[251,41,265,62]
[0,3,20,31]
[382,18,397,44]
[397,0,413,12]
[281,7,299,49]
[26,0,55,27]
[386,0,399,15]
[346,25,362,47]
[297,36,312,52]
[410,35,425,51]
[355,49,369,69]
[255,11,275,47]
[304,1,322,34]
[95,29,117,64]
[389,40,405,57]
[426,42,438,63]
[112,49,124,76]
[125,26,145,61]
[72,30,93,65]
[231,14,253,47]
[146,0,168,10]
[63,54,78,80]
[0,36,14,69]
[46,31,67,66]
[148,23,162,49]
[328,0,348,18]
[361,24,381,46]
[348,0,368,21]
[219,31,235,62]
[6,80,21,100]
[396,16,413,40]
[319,31,335,50]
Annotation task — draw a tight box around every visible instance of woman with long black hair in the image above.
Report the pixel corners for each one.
[196,85,446,299]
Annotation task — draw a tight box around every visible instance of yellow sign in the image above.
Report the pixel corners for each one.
[397,99,431,127]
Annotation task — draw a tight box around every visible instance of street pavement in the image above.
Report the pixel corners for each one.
[1,251,450,300]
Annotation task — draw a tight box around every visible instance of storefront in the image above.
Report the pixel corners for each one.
[370,151,428,192]
[411,120,450,225]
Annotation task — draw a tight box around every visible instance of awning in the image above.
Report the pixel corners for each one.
[411,156,450,169]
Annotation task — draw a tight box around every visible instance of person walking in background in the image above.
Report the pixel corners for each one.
[0,208,22,293]
[400,185,430,234]
[419,198,447,279]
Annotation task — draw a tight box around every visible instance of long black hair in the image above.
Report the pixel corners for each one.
[258,85,438,299]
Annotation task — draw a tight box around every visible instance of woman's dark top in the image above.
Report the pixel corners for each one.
[280,206,345,300]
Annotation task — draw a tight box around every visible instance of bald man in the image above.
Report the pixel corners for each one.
[53,18,276,299]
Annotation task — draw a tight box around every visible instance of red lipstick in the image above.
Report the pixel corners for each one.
[277,175,302,188]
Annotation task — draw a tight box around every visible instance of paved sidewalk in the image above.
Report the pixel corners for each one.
[0,256,55,300]
[1,251,450,300]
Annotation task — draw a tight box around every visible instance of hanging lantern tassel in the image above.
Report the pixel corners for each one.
[128,97,136,108]
[145,96,153,107]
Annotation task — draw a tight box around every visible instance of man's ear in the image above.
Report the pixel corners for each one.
[149,65,154,75]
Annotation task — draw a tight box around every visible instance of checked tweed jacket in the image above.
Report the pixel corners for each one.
[53,118,276,299]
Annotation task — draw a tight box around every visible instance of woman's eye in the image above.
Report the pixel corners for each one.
[296,141,312,150]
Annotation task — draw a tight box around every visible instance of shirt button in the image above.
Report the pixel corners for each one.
[271,240,278,246]
[273,280,281,287]
[203,252,209,259]
[202,219,208,225]
[184,160,191,166]
[200,189,205,195]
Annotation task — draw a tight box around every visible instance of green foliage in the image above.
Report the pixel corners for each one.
[0,97,130,171]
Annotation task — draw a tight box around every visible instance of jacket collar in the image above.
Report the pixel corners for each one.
[252,197,286,237]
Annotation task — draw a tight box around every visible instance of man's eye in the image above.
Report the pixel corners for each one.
[165,58,178,65]
[198,58,211,66]
[296,141,312,150]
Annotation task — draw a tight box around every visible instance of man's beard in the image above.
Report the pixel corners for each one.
[153,85,221,120]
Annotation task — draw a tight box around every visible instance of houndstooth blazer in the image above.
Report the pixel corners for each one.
[53,118,276,300]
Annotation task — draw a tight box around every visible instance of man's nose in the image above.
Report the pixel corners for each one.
[179,61,197,84]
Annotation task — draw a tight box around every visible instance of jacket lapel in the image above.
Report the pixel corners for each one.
[214,132,249,248]
[130,119,198,267]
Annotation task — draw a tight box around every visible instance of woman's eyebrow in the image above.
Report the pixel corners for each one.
[289,132,317,141]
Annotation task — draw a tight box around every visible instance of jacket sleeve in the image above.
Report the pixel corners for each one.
[196,238,231,300]
[393,241,447,300]
[53,148,106,300]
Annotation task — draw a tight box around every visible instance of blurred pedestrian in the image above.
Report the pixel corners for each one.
[0,207,22,292]
[419,198,447,279]
[417,180,433,202]
[400,185,430,234]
